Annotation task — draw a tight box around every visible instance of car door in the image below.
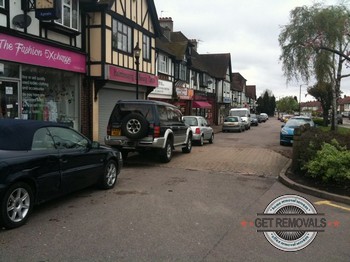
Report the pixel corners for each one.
[30,127,62,202]
[167,106,187,145]
[200,118,210,140]
[48,127,105,194]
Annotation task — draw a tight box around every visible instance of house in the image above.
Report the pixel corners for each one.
[231,73,247,107]
[83,0,162,142]
[338,96,350,115]
[246,85,257,112]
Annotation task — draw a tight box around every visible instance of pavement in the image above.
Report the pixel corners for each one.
[211,123,350,205]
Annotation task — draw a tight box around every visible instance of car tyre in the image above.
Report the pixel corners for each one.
[199,136,204,146]
[99,159,118,189]
[121,113,149,139]
[182,135,192,153]
[209,133,214,144]
[159,139,173,163]
[0,182,34,229]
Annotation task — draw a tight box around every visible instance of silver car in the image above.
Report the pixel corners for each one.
[222,116,245,132]
[183,116,214,146]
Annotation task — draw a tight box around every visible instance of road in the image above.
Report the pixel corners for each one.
[0,118,349,261]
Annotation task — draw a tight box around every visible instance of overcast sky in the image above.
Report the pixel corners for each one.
[154,0,348,102]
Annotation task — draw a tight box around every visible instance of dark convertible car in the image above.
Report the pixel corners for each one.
[0,119,122,229]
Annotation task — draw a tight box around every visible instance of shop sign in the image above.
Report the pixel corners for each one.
[107,65,158,87]
[0,33,86,73]
[176,87,193,100]
[150,80,172,95]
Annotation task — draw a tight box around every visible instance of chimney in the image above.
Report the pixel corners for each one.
[159,17,173,41]
[189,39,198,52]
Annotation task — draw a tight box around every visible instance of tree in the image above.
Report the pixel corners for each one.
[307,82,333,126]
[279,3,350,130]
[256,90,276,116]
[276,96,299,114]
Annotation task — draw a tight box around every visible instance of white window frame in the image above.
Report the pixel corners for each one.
[158,54,169,74]
[56,0,79,30]
[0,0,4,8]
[142,34,151,60]
[179,63,187,81]
[113,20,132,53]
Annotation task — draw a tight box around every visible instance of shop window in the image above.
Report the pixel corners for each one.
[142,34,151,61]
[56,0,79,30]
[21,66,79,129]
[112,20,132,53]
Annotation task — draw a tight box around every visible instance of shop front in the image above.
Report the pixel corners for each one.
[192,91,213,124]
[174,81,193,115]
[148,79,173,102]
[0,33,86,130]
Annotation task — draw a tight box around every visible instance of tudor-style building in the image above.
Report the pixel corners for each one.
[83,0,161,142]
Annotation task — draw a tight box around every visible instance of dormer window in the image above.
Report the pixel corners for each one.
[55,0,79,30]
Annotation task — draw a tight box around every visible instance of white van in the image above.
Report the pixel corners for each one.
[229,108,251,130]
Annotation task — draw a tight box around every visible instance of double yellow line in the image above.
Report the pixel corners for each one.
[315,200,350,211]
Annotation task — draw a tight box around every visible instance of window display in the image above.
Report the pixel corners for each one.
[21,66,79,129]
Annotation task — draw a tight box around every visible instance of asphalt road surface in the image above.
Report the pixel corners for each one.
[0,118,349,261]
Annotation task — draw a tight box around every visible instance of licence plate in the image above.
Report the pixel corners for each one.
[111,128,121,136]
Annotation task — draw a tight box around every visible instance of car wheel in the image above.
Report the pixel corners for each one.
[209,133,214,144]
[121,113,149,139]
[182,135,192,153]
[199,136,204,146]
[0,182,34,229]
[159,139,173,163]
[99,159,118,189]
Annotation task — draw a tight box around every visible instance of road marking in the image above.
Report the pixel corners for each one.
[314,200,350,211]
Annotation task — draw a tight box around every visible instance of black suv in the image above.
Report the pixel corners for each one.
[104,100,192,163]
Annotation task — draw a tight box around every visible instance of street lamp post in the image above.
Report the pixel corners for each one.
[134,42,141,99]
[299,84,307,115]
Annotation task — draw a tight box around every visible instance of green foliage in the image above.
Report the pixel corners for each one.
[298,128,350,178]
[276,96,299,113]
[312,117,325,126]
[303,139,350,183]
[256,90,276,115]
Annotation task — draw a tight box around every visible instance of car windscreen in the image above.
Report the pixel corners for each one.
[225,117,238,122]
[183,117,198,126]
[285,119,305,127]
[230,111,247,117]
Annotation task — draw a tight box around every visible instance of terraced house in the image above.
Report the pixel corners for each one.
[0,0,255,140]
[85,0,161,142]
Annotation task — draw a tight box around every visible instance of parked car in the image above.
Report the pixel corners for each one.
[260,113,269,121]
[104,100,192,163]
[250,114,259,126]
[222,116,245,132]
[328,114,343,124]
[182,116,214,146]
[281,114,292,123]
[280,117,315,145]
[229,108,251,130]
[0,119,122,229]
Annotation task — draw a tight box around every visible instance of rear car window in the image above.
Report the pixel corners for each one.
[111,103,154,123]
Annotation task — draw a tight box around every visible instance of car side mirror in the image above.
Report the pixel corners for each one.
[91,141,100,149]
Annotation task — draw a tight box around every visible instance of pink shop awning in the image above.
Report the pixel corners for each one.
[192,101,212,109]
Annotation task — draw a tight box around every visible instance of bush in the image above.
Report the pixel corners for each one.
[302,139,350,183]
[298,128,350,175]
[312,117,325,126]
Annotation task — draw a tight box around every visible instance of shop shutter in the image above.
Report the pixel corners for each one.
[98,88,134,143]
